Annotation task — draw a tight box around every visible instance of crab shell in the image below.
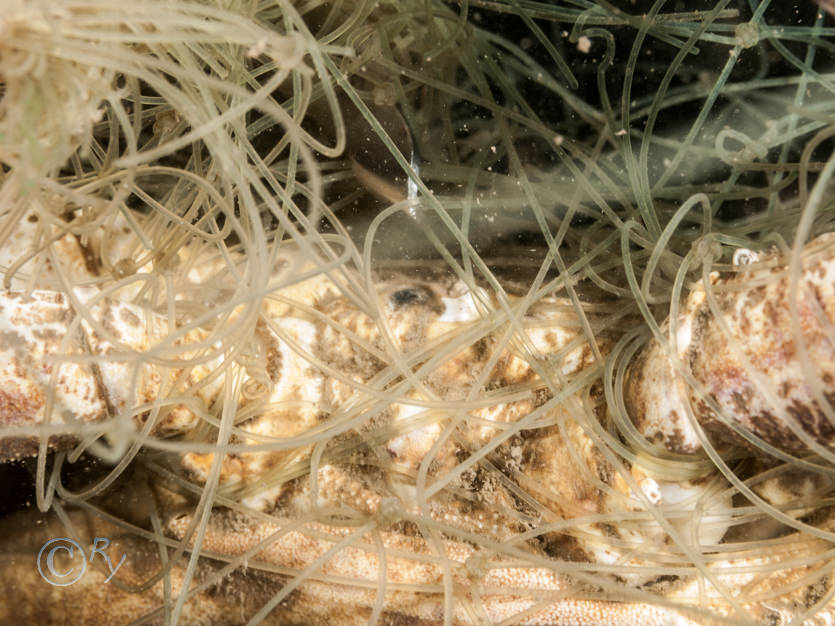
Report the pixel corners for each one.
[0,213,832,624]
[626,233,835,456]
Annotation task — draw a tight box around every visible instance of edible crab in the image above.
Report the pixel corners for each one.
[0,206,834,625]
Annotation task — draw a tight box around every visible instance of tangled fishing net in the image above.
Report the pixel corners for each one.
[1,0,835,624]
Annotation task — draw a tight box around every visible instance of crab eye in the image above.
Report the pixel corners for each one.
[390,287,425,307]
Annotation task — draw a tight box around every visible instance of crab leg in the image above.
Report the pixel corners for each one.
[0,288,224,459]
